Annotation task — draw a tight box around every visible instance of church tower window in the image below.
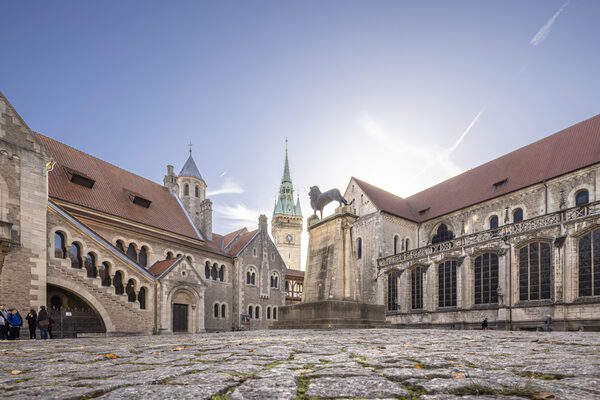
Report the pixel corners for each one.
[184,184,189,196]
[195,185,199,198]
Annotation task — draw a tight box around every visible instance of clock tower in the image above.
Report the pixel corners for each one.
[271,141,303,271]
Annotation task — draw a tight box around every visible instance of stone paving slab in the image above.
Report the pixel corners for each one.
[0,329,598,399]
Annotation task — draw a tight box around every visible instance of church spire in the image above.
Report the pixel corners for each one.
[273,139,301,217]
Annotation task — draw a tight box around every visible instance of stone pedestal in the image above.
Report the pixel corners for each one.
[273,206,388,329]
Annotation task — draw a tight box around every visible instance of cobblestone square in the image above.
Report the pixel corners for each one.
[1,329,599,399]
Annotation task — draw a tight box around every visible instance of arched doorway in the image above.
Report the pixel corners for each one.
[171,289,196,333]
[47,284,106,337]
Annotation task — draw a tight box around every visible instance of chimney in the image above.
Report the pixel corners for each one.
[163,165,178,195]
[258,214,268,231]
[199,199,213,240]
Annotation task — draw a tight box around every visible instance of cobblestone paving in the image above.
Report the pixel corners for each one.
[1,329,599,399]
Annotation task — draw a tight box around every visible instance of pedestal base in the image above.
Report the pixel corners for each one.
[272,300,390,330]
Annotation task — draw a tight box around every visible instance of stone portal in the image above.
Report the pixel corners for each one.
[273,206,388,329]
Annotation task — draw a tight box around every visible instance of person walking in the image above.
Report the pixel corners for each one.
[481,318,488,330]
[0,304,8,340]
[545,315,553,332]
[38,306,49,340]
[7,309,22,340]
[26,309,37,339]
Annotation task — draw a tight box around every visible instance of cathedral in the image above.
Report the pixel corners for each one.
[0,90,286,335]
[344,114,600,331]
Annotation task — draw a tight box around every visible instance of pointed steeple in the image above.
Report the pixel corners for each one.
[179,147,203,181]
[273,139,302,217]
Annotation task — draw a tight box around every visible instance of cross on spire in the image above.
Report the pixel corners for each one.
[285,137,288,154]
[188,142,193,155]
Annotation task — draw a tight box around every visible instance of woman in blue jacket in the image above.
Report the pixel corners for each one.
[7,309,22,340]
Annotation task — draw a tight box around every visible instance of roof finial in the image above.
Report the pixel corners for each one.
[285,137,288,154]
[188,142,193,155]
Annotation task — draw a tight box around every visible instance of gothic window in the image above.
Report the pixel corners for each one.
[438,260,457,307]
[211,263,218,280]
[205,261,210,279]
[393,235,399,255]
[139,247,148,267]
[126,244,137,262]
[253,248,257,257]
[195,185,199,198]
[113,271,124,295]
[273,307,277,319]
[116,240,125,252]
[85,253,97,278]
[248,305,253,318]
[474,253,499,304]
[271,272,279,288]
[126,279,136,302]
[214,303,219,318]
[387,271,400,311]
[247,268,256,285]
[184,184,189,196]
[490,215,499,230]
[54,232,66,258]
[411,266,424,309]
[578,228,600,297]
[255,305,260,319]
[576,190,589,207]
[138,287,146,309]
[405,238,410,251]
[267,307,271,319]
[219,265,224,282]
[432,224,454,245]
[513,208,523,223]
[100,262,111,286]
[357,238,362,259]
[221,304,227,318]
[69,242,82,269]
[518,242,551,301]
[166,251,173,260]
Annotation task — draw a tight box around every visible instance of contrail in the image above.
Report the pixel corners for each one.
[530,1,569,46]
[448,104,487,154]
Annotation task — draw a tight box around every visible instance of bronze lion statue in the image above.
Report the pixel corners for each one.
[309,186,351,219]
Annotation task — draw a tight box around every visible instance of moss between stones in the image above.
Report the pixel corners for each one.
[512,370,563,380]
[209,385,236,400]
[456,383,546,398]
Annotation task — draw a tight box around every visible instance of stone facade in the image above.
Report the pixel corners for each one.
[344,159,600,330]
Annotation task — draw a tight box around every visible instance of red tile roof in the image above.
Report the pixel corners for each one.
[35,133,202,240]
[223,228,246,249]
[226,230,258,256]
[148,257,181,277]
[356,114,600,222]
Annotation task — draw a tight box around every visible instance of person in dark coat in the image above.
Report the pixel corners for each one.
[481,318,488,330]
[26,309,37,339]
[37,306,49,340]
[0,304,8,340]
[7,309,22,340]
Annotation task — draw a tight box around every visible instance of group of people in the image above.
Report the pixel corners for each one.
[0,304,54,340]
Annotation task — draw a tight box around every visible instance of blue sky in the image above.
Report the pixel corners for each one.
[2,1,599,267]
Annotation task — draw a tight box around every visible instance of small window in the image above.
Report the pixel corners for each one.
[357,238,362,259]
[184,184,189,196]
[64,167,95,188]
[432,224,454,245]
[418,208,430,216]
[214,303,219,318]
[205,261,210,279]
[211,263,218,280]
[126,279,136,302]
[195,185,199,198]
[267,307,271,319]
[576,190,589,206]
[270,273,279,288]
[493,178,508,190]
[393,235,399,255]
[248,305,253,318]
[139,247,148,267]
[166,251,173,260]
[54,232,66,259]
[490,215,499,230]
[85,253,97,278]
[100,262,111,287]
[255,306,260,319]
[138,287,146,310]
[219,265,224,282]
[69,242,82,269]
[126,244,138,262]
[513,208,523,223]
[113,271,124,295]
[221,304,227,318]
[116,240,125,252]
[253,248,257,257]
[273,307,277,319]
[405,238,410,251]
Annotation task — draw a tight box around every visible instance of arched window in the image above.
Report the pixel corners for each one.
[116,240,125,252]
[84,253,97,278]
[490,215,499,230]
[251,271,256,285]
[253,248,257,257]
[211,263,218,280]
[270,272,279,288]
[139,247,148,267]
[387,271,400,311]
[184,184,189,196]
[113,271,124,295]
[518,242,551,301]
[474,253,499,304]
[432,224,454,245]
[195,185,199,198]
[405,238,410,251]
[221,304,226,318]
[166,252,173,260]
[99,262,111,286]
[246,270,252,284]
[273,307,277,319]
[54,232,66,258]
[205,261,210,279]
[186,256,193,265]
[214,303,219,318]
[576,190,589,207]
[267,307,271,319]
[138,287,146,310]
[247,269,256,285]
[69,242,82,269]
[357,238,362,259]
[248,305,253,318]
[218,265,224,282]
[513,208,523,223]
[438,260,457,307]
[126,244,137,262]
[126,279,136,302]
[393,235,399,255]
[411,266,424,309]
[255,305,260,319]
[578,228,600,297]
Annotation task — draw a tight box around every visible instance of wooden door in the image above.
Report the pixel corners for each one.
[172,303,188,332]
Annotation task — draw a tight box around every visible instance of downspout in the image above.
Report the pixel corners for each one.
[154,280,160,335]
[508,241,512,331]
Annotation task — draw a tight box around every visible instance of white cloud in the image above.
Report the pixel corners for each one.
[206,178,244,196]
[530,2,569,46]
[215,203,261,230]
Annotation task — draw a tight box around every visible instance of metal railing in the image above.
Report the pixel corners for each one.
[378,201,600,268]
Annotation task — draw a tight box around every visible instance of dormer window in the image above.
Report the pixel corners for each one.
[126,191,152,208]
[418,208,430,216]
[493,178,508,190]
[64,167,95,188]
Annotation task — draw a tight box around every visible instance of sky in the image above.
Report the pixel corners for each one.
[1,1,599,269]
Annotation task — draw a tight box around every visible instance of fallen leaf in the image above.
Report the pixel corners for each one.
[453,364,467,368]
[532,392,555,399]
[451,372,466,379]
[105,354,118,359]
[414,364,423,369]
[10,370,23,375]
